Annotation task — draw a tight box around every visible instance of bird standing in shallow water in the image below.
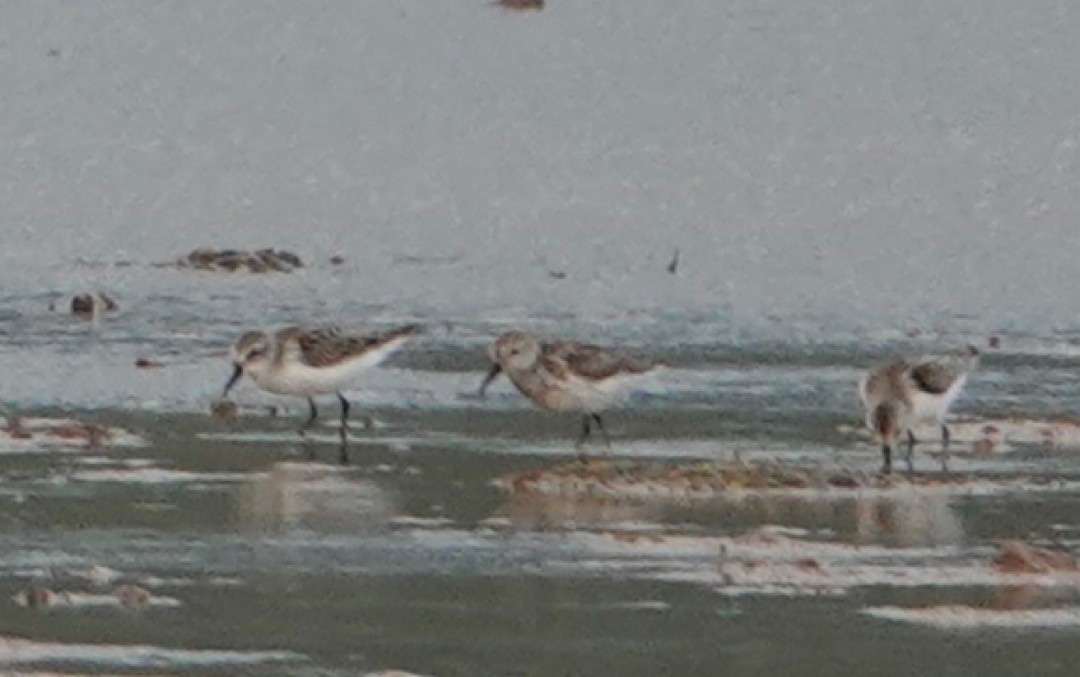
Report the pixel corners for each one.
[222,324,418,463]
[478,331,659,455]
[858,345,979,474]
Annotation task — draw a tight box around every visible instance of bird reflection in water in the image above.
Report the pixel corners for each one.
[237,462,393,532]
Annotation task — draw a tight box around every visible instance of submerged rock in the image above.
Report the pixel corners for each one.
[176,247,303,273]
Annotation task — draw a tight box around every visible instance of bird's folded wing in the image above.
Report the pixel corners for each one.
[541,341,651,382]
[908,358,960,395]
[294,326,382,368]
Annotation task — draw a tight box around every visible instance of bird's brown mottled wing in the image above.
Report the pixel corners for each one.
[290,325,418,368]
[908,359,961,395]
[541,341,652,382]
[861,359,913,405]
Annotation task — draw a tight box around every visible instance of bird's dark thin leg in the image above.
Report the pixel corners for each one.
[575,415,592,460]
[905,430,916,476]
[338,393,350,464]
[576,415,591,445]
[300,398,319,434]
[300,398,318,460]
[940,423,951,476]
[591,414,612,451]
[882,444,892,475]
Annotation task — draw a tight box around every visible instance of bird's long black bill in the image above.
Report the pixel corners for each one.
[477,363,502,397]
[222,364,243,397]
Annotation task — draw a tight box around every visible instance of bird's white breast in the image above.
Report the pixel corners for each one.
[911,373,968,424]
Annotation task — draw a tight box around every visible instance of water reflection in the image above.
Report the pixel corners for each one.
[495,493,665,531]
[236,462,394,532]
[497,486,966,547]
[853,489,964,547]
[705,490,966,547]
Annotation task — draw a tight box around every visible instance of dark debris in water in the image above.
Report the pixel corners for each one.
[70,292,118,318]
[14,584,168,611]
[210,399,239,420]
[176,247,303,273]
[494,0,545,10]
[2,417,109,448]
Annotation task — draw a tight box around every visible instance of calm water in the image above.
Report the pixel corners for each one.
[4,0,1080,674]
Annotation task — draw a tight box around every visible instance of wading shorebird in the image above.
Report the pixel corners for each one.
[478,331,659,454]
[858,346,980,474]
[221,324,418,463]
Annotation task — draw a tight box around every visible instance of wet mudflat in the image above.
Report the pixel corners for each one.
[3,405,1080,676]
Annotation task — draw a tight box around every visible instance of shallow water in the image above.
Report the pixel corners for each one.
[5,0,1080,674]
[3,406,1080,675]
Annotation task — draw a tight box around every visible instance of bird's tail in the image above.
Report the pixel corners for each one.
[383,324,422,341]
[871,402,900,441]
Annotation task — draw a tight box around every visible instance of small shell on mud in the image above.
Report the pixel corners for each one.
[115,584,152,611]
[51,422,108,446]
[4,418,33,439]
[3,417,111,448]
[211,399,239,420]
[971,438,996,457]
[17,586,57,608]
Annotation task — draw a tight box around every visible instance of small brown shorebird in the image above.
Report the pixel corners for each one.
[222,324,418,463]
[478,331,659,454]
[858,345,979,474]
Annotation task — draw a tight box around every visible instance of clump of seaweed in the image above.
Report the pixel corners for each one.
[176,247,303,273]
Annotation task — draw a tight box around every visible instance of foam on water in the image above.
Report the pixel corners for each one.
[68,468,251,484]
[0,636,303,668]
[11,590,182,610]
[863,606,1080,629]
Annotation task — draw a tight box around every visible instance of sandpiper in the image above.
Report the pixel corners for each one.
[478,331,658,453]
[858,346,979,474]
[221,324,418,463]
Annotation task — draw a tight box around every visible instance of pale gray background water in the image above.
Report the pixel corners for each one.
[3,0,1080,329]
[3,1,1080,674]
